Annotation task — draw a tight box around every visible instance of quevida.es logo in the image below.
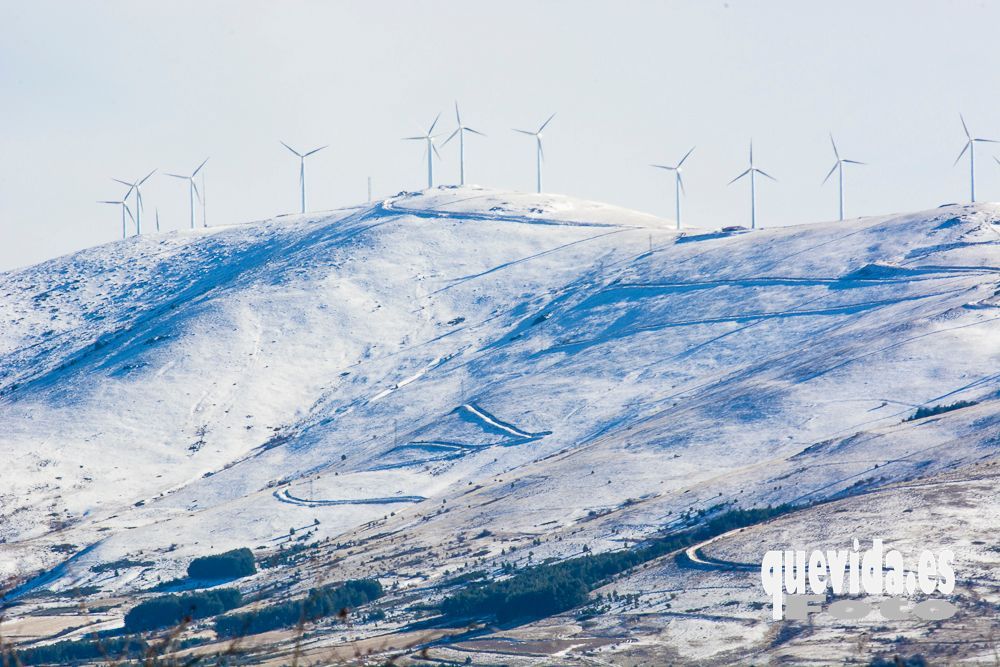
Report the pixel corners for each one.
[760,539,957,621]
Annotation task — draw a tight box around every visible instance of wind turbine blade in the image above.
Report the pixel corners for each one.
[538,138,544,162]
[120,183,135,200]
[124,205,135,224]
[677,146,695,167]
[512,128,536,136]
[192,180,202,202]
[112,178,134,188]
[842,159,866,165]
[650,164,675,171]
[97,200,121,205]
[995,155,1000,167]
[677,172,686,196]
[756,168,778,182]
[538,113,556,133]
[136,188,144,211]
[829,133,840,160]
[974,137,1000,144]
[165,173,188,179]
[432,142,443,160]
[304,145,327,156]
[954,141,971,166]
[465,127,486,136]
[139,169,157,185]
[280,141,302,157]
[428,111,442,135]
[402,136,425,141]
[441,128,460,147]
[821,162,838,185]
[454,101,462,126]
[728,168,751,185]
[960,114,971,139]
[192,157,209,176]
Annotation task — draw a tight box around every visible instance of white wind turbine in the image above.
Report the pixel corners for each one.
[728,142,776,230]
[165,158,209,229]
[112,169,156,234]
[513,113,556,193]
[822,134,865,221]
[955,114,998,203]
[281,142,327,213]
[651,147,695,230]
[442,102,485,186]
[402,113,443,189]
[98,198,135,240]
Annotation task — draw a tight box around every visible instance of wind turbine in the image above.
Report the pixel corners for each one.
[112,169,155,234]
[728,142,776,230]
[165,158,209,229]
[98,198,135,240]
[822,134,865,221]
[442,102,485,186]
[651,147,695,230]
[513,113,555,193]
[402,113,443,189]
[281,142,327,213]
[955,114,998,203]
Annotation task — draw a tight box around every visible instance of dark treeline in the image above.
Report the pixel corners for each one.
[440,504,794,624]
[124,588,242,632]
[187,547,257,580]
[905,400,977,422]
[215,579,383,637]
[10,635,149,666]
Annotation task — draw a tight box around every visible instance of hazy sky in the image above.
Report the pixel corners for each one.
[4,0,1000,270]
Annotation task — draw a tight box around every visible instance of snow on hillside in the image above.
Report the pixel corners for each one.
[3,186,1000,660]
[0,187,674,585]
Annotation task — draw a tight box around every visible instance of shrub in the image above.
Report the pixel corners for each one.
[123,588,242,632]
[215,579,382,637]
[187,548,256,580]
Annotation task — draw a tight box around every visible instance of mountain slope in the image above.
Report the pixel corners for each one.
[3,187,1000,663]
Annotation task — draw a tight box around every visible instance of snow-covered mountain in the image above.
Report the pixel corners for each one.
[3,186,1000,664]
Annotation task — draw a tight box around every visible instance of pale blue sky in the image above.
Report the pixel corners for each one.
[3,0,1000,269]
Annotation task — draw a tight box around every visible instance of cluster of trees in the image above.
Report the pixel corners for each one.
[700,504,792,535]
[123,588,242,632]
[215,579,383,637]
[187,548,257,580]
[870,655,927,667]
[441,504,795,624]
[905,400,977,422]
[11,636,149,665]
[439,536,684,623]
[89,558,154,574]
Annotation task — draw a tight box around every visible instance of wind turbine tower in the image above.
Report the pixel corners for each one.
[281,142,327,213]
[98,199,135,239]
[165,158,209,229]
[728,143,776,230]
[822,134,866,221]
[955,114,997,203]
[113,169,156,234]
[513,113,556,193]
[651,147,694,229]
[403,113,443,189]
[443,102,485,186]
